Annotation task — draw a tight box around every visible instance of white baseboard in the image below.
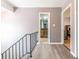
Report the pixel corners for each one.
[49,42,63,44]
[70,51,77,58]
[37,42,63,44]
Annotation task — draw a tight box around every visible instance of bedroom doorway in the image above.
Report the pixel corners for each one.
[63,7,71,49]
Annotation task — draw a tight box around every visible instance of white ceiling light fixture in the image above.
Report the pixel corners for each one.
[43,16,48,20]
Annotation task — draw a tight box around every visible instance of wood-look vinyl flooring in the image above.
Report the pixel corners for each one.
[64,39,70,49]
[27,44,76,59]
[40,38,48,43]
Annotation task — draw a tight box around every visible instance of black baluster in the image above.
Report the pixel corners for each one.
[19,41,20,59]
[26,35,27,54]
[30,34,32,57]
[22,38,24,56]
[15,44,17,59]
[9,48,10,59]
[2,54,3,59]
[12,46,14,59]
[5,51,7,59]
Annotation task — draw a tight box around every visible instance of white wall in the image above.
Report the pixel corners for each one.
[62,0,78,57]
[71,0,78,57]
[64,17,70,26]
[1,7,38,53]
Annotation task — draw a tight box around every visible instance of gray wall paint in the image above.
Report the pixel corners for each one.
[50,8,61,42]
[15,8,62,43]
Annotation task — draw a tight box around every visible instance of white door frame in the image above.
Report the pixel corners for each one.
[61,3,72,48]
[38,12,50,44]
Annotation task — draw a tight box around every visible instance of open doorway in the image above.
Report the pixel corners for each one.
[63,7,71,49]
[39,12,50,44]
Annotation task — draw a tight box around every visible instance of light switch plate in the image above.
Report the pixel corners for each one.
[53,24,56,27]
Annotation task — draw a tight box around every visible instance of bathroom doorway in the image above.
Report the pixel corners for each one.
[39,12,50,44]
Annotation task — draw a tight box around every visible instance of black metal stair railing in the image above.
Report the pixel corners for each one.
[30,32,38,57]
[1,32,38,59]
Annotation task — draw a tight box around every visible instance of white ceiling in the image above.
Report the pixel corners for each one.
[6,0,68,7]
